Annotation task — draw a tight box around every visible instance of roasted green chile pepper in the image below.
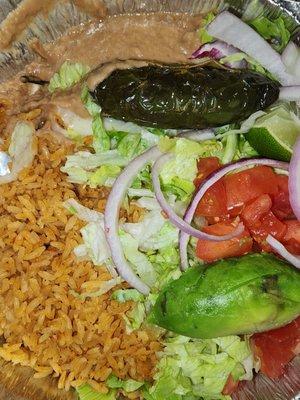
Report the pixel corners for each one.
[92,64,280,129]
[149,253,300,338]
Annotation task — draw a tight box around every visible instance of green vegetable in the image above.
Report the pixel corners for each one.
[107,374,144,392]
[246,105,300,161]
[77,384,116,400]
[250,16,290,53]
[92,64,279,129]
[143,334,252,400]
[120,230,157,287]
[49,61,90,93]
[159,137,222,201]
[92,114,110,153]
[150,253,300,338]
[111,288,144,303]
[198,12,215,44]
[89,165,121,187]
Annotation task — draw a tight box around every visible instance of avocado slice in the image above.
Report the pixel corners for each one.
[149,253,300,338]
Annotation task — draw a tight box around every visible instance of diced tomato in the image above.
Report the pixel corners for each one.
[222,374,239,395]
[252,317,300,379]
[241,194,272,227]
[196,220,253,262]
[249,211,287,252]
[283,220,300,255]
[271,175,294,219]
[195,180,228,217]
[225,166,279,209]
[194,157,221,187]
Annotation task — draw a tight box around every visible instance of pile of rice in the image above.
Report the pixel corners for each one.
[0,130,161,393]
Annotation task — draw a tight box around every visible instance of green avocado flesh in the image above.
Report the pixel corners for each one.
[92,64,279,129]
[149,253,300,338]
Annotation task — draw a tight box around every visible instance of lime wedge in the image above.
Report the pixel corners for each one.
[246,109,300,162]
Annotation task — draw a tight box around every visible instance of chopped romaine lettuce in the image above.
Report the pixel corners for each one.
[144,334,252,400]
[124,301,147,332]
[249,16,290,53]
[198,12,215,44]
[117,133,148,159]
[119,230,157,287]
[49,61,90,93]
[77,384,116,400]
[111,288,144,303]
[71,277,122,300]
[62,150,128,170]
[78,222,111,266]
[221,133,238,164]
[159,138,223,200]
[106,374,144,392]
[104,117,159,146]
[81,85,101,117]
[220,52,274,78]
[149,246,182,290]
[92,114,110,152]
[89,165,121,188]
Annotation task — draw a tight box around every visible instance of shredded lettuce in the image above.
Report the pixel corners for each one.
[159,138,223,201]
[107,374,144,392]
[89,165,121,188]
[77,384,116,400]
[198,12,215,44]
[124,301,147,332]
[144,334,253,400]
[71,277,122,300]
[92,114,110,153]
[149,246,182,290]
[119,230,157,287]
[118,133,147,159]
[249,16,290,53]
[104,117,160,146]
[220,52,274,78]
[111,288,144,303]
[49,61,90,93]
[78,222,111,266]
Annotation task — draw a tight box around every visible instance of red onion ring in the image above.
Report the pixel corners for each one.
[152,153,244,242]
[104,146,161,295]
[266,235,300,269]
[289,137,300,221]
[179,158,289,270]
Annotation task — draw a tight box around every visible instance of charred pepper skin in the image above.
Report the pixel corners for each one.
[92,65,280,129]
[149,253,300,339]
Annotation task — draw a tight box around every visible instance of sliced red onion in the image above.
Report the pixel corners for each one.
[288,136,300,221]
[191,41,245,68]
[104,146,161,295]
[207,11,299,85]
[152,153,244,241]
[266,235,300,269]
[180,158,289,270]
[279,86,300,102]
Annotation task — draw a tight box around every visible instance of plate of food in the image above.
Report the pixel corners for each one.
[0,0,299,399]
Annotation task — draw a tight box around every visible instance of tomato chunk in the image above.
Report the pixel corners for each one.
[241,194,272,227]
[271,175,294,219]
[196,220,253,262]
[252,317,300,379]
[195,180,228,217]
[249,211,287,252]
[222,374,239,395]
[283,220,300,255]
[225,166,279,209]
[194,157,221,187]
